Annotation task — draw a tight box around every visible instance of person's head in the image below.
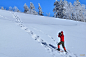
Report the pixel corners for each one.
[61,31,63,34]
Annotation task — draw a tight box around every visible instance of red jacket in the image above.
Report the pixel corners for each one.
[58,34,64,42]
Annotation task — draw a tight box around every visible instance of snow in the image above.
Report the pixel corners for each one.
[0,9,86,57]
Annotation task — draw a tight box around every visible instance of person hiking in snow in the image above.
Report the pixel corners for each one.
[57,31,67,52]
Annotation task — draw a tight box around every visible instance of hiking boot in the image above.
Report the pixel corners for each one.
[65,50,67,52]
[57,48,60,51]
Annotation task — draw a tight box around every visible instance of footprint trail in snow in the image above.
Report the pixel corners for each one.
[9,12,78,57]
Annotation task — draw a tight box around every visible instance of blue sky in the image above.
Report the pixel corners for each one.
[0,0,86,16]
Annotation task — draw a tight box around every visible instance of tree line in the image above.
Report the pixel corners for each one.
[0,2,43,16]
[0,0,86,22]
[53,0,86,22]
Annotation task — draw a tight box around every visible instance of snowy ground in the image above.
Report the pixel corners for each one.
[0,9,86,57]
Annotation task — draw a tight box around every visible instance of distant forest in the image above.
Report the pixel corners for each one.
[0,0,86,22]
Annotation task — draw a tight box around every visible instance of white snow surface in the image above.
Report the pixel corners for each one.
[0,9,86,57]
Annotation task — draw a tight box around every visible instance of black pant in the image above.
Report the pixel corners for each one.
[58,41,65,48]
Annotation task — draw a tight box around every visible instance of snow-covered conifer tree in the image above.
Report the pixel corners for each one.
[53,0,60,18]
[58,0,65,18]
[73,0,81,21]
[38,3,43,16]
[46,12,50,17]
[13,6,20,12]
[30,2,38,15]
[64,2,74,19]
[62,0,69,19]
[53,0,65,18]
[1,7,4,10]
[24,3,29,13]
[80,4,86,22]
[9,6,13,11]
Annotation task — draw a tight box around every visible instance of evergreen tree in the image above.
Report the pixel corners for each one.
[53,0,65,18]
[24,3,29,13]
[30,2,38,15]
[38,3,43,16]
[80,4,86,22]
[13,6,20,12]
[9,6,13,11]
[53,0,60,18]
[64,2,74,19]
[73,0,86,22]
[62,0,69,19]
[73,0,81,21]
[46,12,50,17]
[1,7,4,10]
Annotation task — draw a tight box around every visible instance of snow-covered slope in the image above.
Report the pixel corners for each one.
[0,9,86,57]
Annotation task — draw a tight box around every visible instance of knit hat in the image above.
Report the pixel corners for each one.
[61,31,63,34]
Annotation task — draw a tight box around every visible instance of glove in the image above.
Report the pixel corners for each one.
[59,32,61,36]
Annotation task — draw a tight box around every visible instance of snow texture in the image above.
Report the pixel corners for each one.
[0,9,86,57]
